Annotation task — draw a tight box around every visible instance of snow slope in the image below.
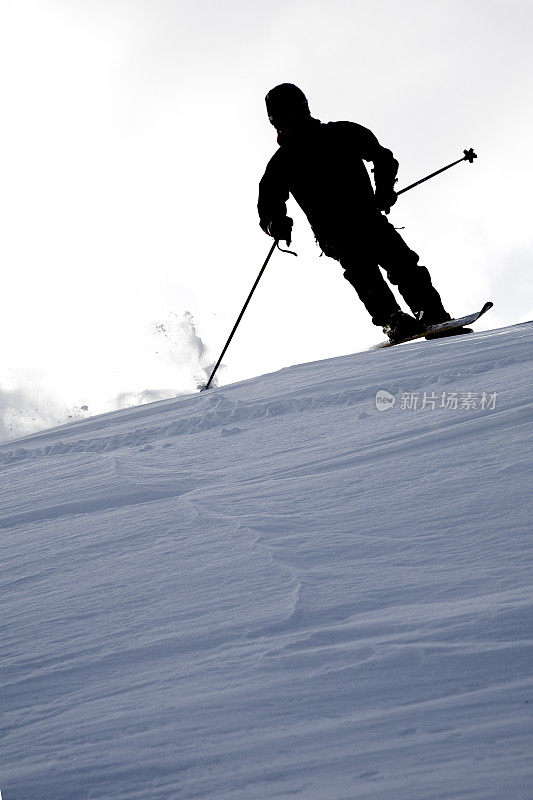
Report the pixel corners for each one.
[1,321,532,800]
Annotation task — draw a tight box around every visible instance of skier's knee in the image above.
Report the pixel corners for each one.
[343,269,373,292]
[386,259,425,287]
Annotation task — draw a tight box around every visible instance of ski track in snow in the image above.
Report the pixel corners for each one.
[0,322,532,799]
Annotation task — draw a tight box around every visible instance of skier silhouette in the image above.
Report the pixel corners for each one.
[258,83,470,343]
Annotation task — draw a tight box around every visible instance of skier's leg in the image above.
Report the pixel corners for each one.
[375,216,450,323]
[342,261,426,340]
[319,236,402,325]
[321,234,424,341]
[340,255,401,326]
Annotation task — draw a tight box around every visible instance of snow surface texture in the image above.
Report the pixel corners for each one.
[1,322,532,800]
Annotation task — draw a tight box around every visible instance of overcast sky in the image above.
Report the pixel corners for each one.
[1,0,532,421]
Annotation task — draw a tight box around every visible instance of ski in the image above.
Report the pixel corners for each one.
[376,301,494,349]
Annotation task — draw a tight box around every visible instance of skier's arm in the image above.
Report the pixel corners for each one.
[258,152,291,236]
[372,147,399,213]
[348,122,399,213]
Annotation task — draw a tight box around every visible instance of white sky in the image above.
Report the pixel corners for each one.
[1,0,532,420]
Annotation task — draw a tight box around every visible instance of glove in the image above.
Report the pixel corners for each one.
[266,216,293,245]
[375,188,397,215]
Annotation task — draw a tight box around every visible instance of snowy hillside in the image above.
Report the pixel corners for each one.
[1,321,532,800]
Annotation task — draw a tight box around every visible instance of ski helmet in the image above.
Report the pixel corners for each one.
[265,83,310,128]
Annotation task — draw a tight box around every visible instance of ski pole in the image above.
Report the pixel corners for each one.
[202,239,295,390]
[396,148,477,196]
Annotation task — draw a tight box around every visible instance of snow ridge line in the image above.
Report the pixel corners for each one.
[0,331,530,465]
[0,386,373,465]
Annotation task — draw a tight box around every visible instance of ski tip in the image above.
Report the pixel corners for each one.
[481,301,494,314]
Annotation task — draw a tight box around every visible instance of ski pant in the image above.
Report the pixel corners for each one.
[318,214,449,327]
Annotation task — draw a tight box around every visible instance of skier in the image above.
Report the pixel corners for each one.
[258,83,471,344]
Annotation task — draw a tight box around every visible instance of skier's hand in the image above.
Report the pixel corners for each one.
[375,189,397,215]
[267,216,293,246]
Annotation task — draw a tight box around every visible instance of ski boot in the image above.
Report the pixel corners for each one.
[383,310,425,345]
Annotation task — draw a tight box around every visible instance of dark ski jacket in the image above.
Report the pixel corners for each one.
[258,117,398,248]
